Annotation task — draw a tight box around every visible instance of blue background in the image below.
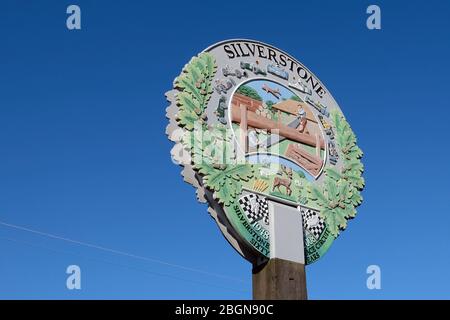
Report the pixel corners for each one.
[0,0,449,299]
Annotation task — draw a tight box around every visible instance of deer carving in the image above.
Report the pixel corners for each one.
[272,165,293,196]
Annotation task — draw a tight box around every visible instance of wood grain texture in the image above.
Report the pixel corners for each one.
[231,106,325,149]
[252,258,307,300]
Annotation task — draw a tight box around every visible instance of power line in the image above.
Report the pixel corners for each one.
[0,220,247,284]
[0,236,249,294]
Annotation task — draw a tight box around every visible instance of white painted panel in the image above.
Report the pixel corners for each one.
[269,201,304,264]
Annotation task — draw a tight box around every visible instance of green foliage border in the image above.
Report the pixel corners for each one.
[306,110,365,237]
[174,53,256,207]
[173,53,365,239]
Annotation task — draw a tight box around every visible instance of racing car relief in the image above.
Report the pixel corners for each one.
[166,39,365,265]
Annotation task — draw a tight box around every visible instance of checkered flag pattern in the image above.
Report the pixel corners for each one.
[239,194,269,225]
[300,207,325,239]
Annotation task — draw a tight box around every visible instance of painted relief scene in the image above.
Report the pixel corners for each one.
[230,79,326,179]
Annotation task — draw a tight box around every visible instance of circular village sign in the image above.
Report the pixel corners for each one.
[166,40,364,267]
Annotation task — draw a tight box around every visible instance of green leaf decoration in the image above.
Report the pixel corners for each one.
[173,52,254,207]
[202,164,254,206]
[320,208,345,237]
[186,123,237,171]
[178,92,203,116]
[326,167,342,181]
[172,52,365,231]
[173,52,243,206]
[345,171,365,190]
[225,165,254,182]
[346,145,363,160]
[215,180,241,207]
[178,111,199,131]
[307,109,365,238]
[325,179,339,201]
[174,53,217,131]
[185,64,202,85]
[334,207,349,228]
[350,191,363,206]
[331,111,344,134]
[201,53,216,79]
[343,160,364,174]
[308,185,328,208]
[343,206,357,219]
[197,163,216,177]
[203,168,228,190]
[176,74,204,103]
[338,180,350,203]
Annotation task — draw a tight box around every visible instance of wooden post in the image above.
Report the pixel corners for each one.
[240,103,248,152]
[315,133,321,158]
[253,201,307,300]
[252,258,307,300]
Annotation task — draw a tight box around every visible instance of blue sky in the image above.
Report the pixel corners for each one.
[0,1,449,299]
[245,79,299,102]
